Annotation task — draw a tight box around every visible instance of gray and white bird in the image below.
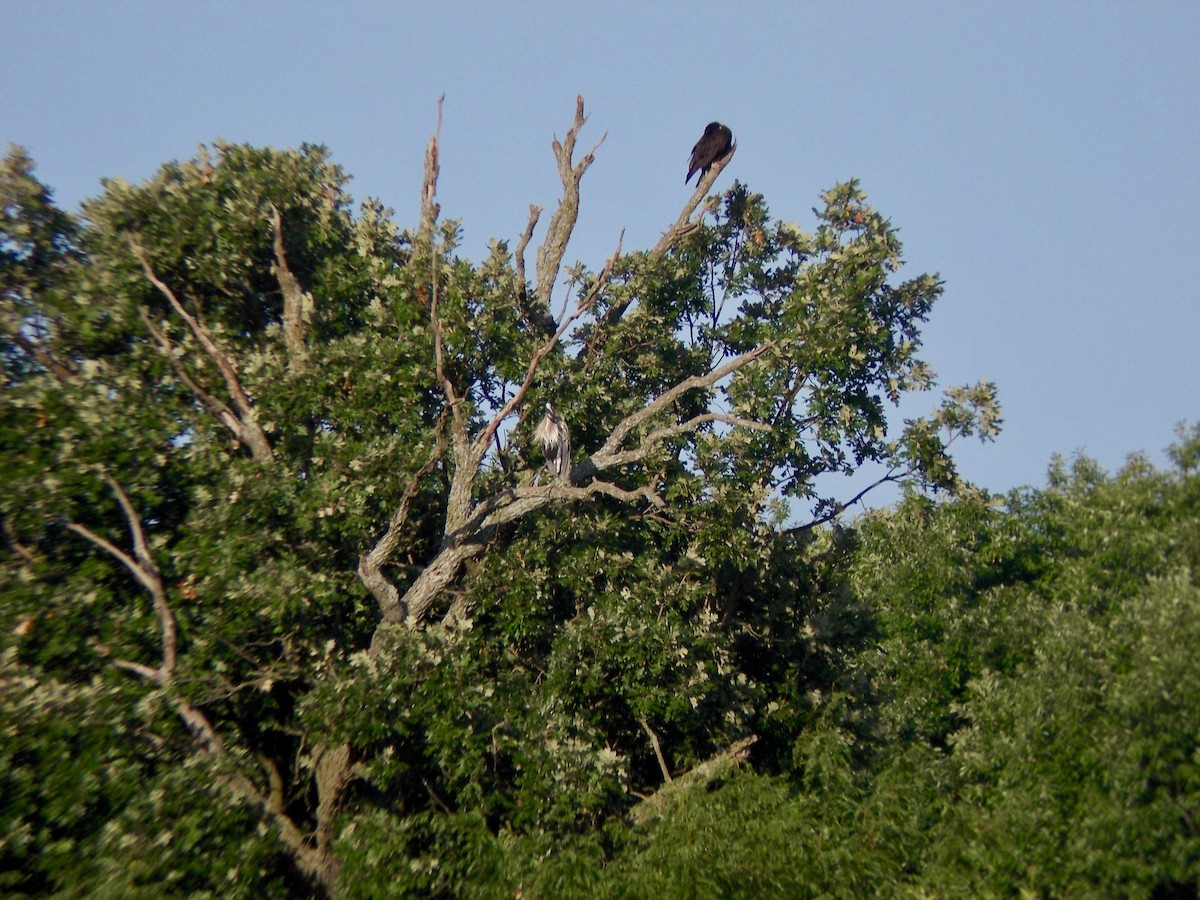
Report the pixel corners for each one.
[535,403,571,481]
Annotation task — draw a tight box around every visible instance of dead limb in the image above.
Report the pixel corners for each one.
[416,95,445,245]
[130,241,274,464]
[360,100,769,632]
[390,340,770,627]
[535,95,607,313]
[269,203,310,370]
[628,735,757,827]
[514,204,547,329]
[358,417,449,623]
[639,718,673,784]
[651,143,737,260]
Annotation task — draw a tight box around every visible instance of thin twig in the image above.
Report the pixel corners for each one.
[787,466,906,534]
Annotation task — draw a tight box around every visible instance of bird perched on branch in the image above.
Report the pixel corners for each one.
[686,122,734,184]
[536,403,571,481]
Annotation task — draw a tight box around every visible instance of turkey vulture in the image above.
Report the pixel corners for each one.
[686,122,734,184]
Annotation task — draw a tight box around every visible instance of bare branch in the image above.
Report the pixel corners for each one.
[359,420,449,622]
[629,734,756,827]
[3,517,36,564]
[390,540,488,627]
[260,753,287,818]
[514,204,548,329]
[583,479,667,509]
[594,410,771,473]
[416,95,444,245]
[66,520,144,584]
[639,718,673,784]
[394,344,770,627]
[269,204,309,370]
[7,329,76,381]
[473,231,624,463]
[535,95,606,311]
[597,343,772,460]
[139,308,247,442]
[400,476,668,626]
[112,658,160,681]
[129,240,274,464]
[787,466,906,534]
[65,474,177,682]
[104,475,156,581]
[651,143,737,260]
[469,478,665,532]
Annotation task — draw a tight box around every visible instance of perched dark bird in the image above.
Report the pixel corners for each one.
[535,403,571,481]
[686,122,734,184]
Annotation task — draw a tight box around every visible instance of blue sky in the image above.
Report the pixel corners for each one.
[3,2,1198,504]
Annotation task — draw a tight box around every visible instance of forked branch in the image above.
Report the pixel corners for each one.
[130,241,274,464]
[629,735,757,827]
[139,308,245,443]
[65,472,338,893]
[396,344,772,626]
[535,95,607,311]
[473,231,624,463]
[65,473,176,683]
[359,417,450,622]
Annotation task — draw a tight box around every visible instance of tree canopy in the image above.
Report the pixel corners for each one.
[9,99,1190,899]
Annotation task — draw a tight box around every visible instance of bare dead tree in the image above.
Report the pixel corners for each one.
[318,101,767,885]
[358,98,770,632]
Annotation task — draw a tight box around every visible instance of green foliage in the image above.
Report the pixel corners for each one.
[515,433,1199,898]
